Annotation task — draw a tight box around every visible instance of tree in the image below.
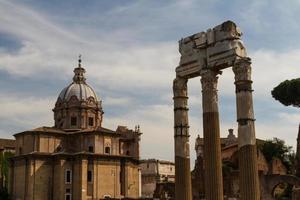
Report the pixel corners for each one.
[271,78,300,107]
[258,138,295,173]
[0,151,14,200]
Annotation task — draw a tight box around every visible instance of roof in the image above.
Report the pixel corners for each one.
[196,137,266,148]
[196,137,228,145]
[58,82,98,102]
[0,138,16,150]
[140,159,174,165]
[14,126,118,137]
[57,60,99,102]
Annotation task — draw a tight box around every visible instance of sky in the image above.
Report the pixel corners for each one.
[0,0,299,165]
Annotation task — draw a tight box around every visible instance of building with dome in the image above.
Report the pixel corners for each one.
[8,58,142,200]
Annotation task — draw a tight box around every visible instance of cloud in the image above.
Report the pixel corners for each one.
[0,94,55,138]
[0,0,299,167]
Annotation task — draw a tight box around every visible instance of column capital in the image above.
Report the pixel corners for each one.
[173,77,188,97]
[233,58,252,82]
[200,69,220,113]
[200,69,219,90]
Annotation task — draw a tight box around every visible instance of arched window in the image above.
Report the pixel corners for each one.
[105,146,110,154]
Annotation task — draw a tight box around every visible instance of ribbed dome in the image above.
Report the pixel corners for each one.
[58,82,98,102]
[57,56,99,102]
[53,56,104,130]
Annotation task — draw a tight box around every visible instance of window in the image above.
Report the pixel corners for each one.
[70,117,77,126]
[65,194,71,200]
[65,188,71,200]
[19,147,22,155]
[88,146,94,153]
[88,117,94,126]
[59,121,64,128]
[65,169,72,184]
[126,150,130,155]
[105,146,110,154]
[87,170,93,183]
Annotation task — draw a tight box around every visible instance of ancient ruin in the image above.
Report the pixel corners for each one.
[173,21,260,200]
[193,130,300,200]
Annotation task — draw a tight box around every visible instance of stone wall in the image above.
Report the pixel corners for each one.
[140,159,175,198]
[10,157,140,200]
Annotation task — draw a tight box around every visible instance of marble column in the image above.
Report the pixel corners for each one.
[233,58,260,200]
[200,69,224,200]
[173,77,192,200]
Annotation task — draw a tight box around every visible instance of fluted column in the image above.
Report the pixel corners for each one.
[233,58,260,200]
[200,69,224,200]
[173,77,192,200]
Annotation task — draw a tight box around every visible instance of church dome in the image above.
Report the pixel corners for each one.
[53,56,104,130]
[58,82,99,102]
[57,56,99,102]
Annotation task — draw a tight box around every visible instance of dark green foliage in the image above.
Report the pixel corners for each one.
[258,138,295,173]
[258,138,296,199]
[0,151,14,196]
[271,78,300,107]
[222,160,238,176]
[0,188,11,200]
[274,183,293,200]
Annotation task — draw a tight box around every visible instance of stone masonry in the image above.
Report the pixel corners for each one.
[173,21,260,200]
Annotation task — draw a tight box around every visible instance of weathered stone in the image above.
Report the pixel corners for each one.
[174,20,260,200]
[173,77,192,200]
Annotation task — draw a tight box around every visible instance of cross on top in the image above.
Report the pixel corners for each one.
[78,54,82,68]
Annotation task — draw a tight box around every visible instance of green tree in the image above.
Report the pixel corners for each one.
[0,151,14,200]
[258,138,295,173]
[0,188,11,200]
[271,78,300,107]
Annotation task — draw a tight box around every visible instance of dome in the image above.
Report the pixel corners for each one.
[58,82,99,102]
[53,56,104,130]
[57,56,99,102]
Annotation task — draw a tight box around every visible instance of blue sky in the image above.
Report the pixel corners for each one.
[0,0,299,164]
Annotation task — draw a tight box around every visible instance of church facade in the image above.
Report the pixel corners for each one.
[8,58,141,200]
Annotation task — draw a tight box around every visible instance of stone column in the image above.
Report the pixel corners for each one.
[233,58,260,200]
[200,69,224,200]
[173,77,192,200]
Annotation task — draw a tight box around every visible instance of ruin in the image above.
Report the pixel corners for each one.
[173,21,260,200]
